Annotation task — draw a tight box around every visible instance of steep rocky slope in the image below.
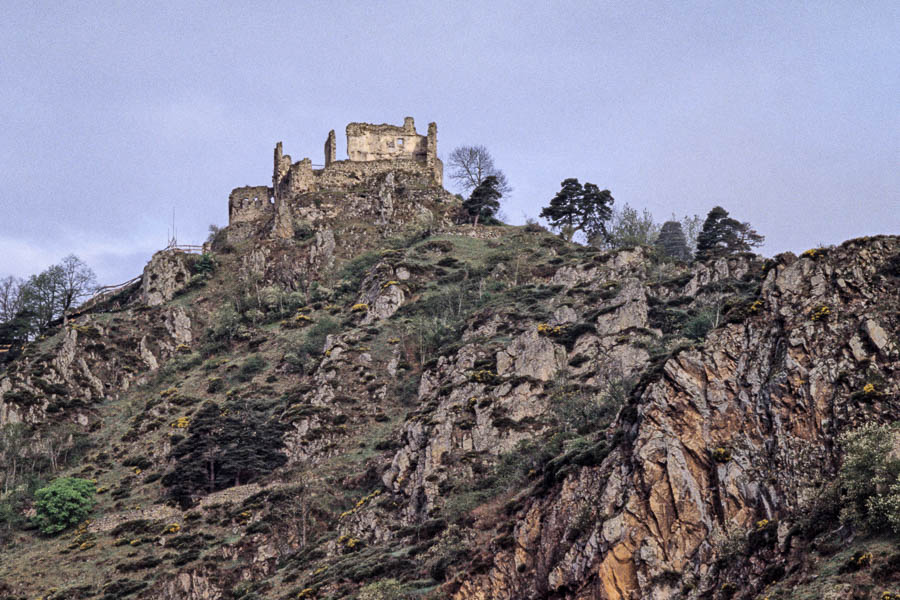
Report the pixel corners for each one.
[0,171,897,600]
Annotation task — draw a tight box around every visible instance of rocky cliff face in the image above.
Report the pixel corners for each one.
[0,302,193,427]
[449,238,899,600]
[0,171,896,600]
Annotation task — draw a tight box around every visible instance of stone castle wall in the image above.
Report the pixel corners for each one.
[228,186,274,223]
[314,158,439,190]
[230,117,443,228]
[324,130,337,167]
[346,116,427,162]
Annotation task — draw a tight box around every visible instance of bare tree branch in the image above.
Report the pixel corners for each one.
[447,145,512,195]
[0,276,23,323]
[58,254,98,314]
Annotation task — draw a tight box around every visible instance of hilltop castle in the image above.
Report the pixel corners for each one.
[228,117,442,227]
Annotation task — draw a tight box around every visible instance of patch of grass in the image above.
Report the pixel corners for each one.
[235,354,266,382]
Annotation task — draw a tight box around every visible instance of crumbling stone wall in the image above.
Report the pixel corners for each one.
[228,117,443,228]
[324,130,336,167]
[426,122,442,186]
[314,159,437,190]
[346,116,427,162]
[228,186,274,224]
[273,143,315,200]
[341,117,441,186]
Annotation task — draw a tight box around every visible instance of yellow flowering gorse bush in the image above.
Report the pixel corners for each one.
[810,305,831,321]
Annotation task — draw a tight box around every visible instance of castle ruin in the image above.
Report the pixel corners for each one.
[228,117,442,226]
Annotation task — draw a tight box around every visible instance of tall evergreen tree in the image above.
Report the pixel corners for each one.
[541,179,614,242]
[580,183,615,243]
[463,175,502,226]
[163,400,287,508]
[655,220,691,260]
[541,178,583,241]
[695,206,764,261]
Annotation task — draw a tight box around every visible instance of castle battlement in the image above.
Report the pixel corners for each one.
[228,117,442,227]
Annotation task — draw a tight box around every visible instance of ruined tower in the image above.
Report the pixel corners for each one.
[227,117,444,234]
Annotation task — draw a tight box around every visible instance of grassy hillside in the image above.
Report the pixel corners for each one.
[1,179,898,599]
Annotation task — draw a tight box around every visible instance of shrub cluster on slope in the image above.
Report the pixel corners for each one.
[33,477,96,535]
[162,400,287,508]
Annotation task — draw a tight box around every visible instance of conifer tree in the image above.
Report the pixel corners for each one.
[541,178,583,241]
[580,183,615,243]
[463,175,502,226]
[163,400,287,508]
[541,179,614,242]
[695,206,764,261]
[655,220,691,260]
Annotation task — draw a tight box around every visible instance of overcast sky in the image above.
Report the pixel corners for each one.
[1,1,897,284]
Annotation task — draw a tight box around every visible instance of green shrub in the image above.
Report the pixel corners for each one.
[206,305,242,344]
[357,579,412,600]
[838,550,872,573]
[122,456,152,470]
[291,222,315,242]
[300,317,341,356]
[286,317,342,374]
[839,422,900,532]
[711,447,732,463]
[235,354,266,382]
[647,305,690,333]
[336,251,381,297]
[193,253,216,276]
[551,375,632,434]
[207,377,224,393]
[33,477,96,534]
[683,308,716,340]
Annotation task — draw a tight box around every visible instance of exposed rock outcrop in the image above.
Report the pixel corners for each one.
[141,250,193,306]
[1,177,896,600]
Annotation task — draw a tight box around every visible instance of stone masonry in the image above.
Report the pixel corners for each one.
[227,117,443,227]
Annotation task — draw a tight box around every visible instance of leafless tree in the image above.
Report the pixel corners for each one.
[44,424,78,474]
[0,423,28,494]
[679,214,703,254]
[0,276,23,323]
[447,145,512,196]
[58,254,98,314]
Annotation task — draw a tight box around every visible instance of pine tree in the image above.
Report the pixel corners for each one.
[540,179,614,242]
[463,175,502,226]
[695,206,764,261]
[540,178,583,241]
[163,400,287,508]
[655,221,691,260]
[580,183,614,243]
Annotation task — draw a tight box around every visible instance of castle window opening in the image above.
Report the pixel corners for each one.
[396,138,404,146]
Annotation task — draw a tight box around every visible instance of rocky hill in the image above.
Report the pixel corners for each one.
[0,168,898,600]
